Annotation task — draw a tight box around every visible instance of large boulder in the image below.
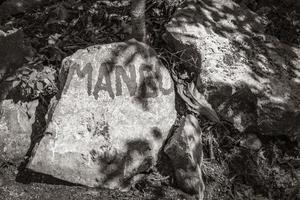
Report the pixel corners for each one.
[163,114,205,197]
[0,99,38,164]
[164,0,300,145]
[27,39,176,189]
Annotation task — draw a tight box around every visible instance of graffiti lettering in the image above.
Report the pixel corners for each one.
[63,62,93,95]
[64,61,173,99]
[115,65,137,97]
[93,63,115,99]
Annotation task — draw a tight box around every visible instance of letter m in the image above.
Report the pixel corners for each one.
[63,61,93,95]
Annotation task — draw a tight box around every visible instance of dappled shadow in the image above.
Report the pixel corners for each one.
[157,115,205,195]
[62,39,173,110]
[163,0,300,140]
[96,134,158,188]
[166,0,299,77]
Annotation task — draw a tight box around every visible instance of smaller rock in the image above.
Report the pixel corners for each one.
[0,99,38,165]
[240,133,262,151]
[164,114,204,197]
[217,86,258,132]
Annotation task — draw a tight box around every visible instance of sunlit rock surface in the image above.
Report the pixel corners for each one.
[27,39,176,189]
[0,99,38,164]
[164,0,300,144]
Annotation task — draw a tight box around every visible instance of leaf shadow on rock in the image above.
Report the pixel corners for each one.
[168,0,300,79]
[57,39,163,111]
[161,0,300,198]
[100,40,162,111]
[165,0,300,142]
[95,127,164,190]
[96,139,151,186]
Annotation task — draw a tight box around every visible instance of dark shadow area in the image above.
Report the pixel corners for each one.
[16,169,80,186]
[134,64,160,110]
[97,138,152,188]
[156,118,182,189]
[0,30,34,100]
[16,98,49,182]
[151,127,163,140]
[234,0,300,45]
[199,115,300,199]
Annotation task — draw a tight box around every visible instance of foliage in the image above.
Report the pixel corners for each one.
[6,57,57,100]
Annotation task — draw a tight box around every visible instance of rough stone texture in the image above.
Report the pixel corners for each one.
[0,99,38,164]
[164,114,204,196]
[27,39,176,189]
[164,0,300,145]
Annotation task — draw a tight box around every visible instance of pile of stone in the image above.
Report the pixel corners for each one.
[1,0,299,199]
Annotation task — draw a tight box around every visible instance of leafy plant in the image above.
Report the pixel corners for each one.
[7,57,58,100]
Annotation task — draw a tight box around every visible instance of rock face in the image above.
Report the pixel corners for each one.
[0,99,38,164]
[164,114,204,197]
[27,39,176,189]
[164,0,300,144]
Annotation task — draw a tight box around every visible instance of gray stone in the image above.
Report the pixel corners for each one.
[164,114,204,197]
[0,99,38,164]
[240,133,262,151]
[164,0,300,144]
[27,39,176,189]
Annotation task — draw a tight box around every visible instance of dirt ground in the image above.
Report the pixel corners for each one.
[0,166,195,200]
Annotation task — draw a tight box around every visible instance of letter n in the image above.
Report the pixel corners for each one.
[115,65,137,96]
[93,63,115,99]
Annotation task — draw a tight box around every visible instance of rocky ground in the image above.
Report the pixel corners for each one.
[0,0,300,200]
[0,166,193,200]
